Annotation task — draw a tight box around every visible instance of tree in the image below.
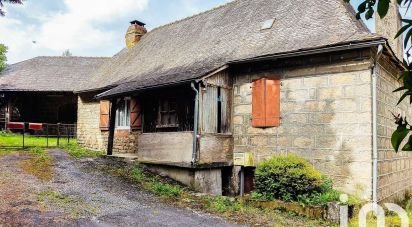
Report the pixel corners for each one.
[62,49,73,57]
[0,44,7,73]
[346,0,412,152]
[0,0,23,16]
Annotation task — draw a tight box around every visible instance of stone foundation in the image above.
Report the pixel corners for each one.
[144,164,223,195]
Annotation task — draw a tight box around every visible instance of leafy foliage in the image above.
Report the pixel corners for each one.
[391,113,412,152]
[0,0,23,16]
[62,49,73,57]
[254,155,324,201]
[0,44,7,72]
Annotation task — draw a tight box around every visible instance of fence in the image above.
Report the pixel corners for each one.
[0,122,77,148]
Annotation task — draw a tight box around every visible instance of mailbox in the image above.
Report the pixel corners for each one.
[234,152,254,167]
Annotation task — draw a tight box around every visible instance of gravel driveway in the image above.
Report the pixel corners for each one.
[0,149,240,226]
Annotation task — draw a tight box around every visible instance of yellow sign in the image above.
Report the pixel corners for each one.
[234,152,254,167]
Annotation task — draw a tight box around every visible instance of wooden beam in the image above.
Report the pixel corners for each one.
[107,99,117,156]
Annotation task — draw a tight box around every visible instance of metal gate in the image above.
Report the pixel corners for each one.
[0,122,76,148]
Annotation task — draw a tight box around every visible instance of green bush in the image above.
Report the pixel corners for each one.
[254,155,324,201]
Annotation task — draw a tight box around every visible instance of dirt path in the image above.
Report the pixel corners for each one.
[0,149,240,226]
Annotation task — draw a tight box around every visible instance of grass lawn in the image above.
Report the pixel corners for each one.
[0,132,76,147]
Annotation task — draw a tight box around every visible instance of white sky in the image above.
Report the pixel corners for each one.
[0,0,410,64]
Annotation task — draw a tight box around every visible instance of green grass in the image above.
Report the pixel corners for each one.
[37,190,96,217]
[0,132,75,147]
[61,143,103,158]
[151,181,183,197]
[20,147,54,181]
[206,196,243,213]
[128,166,183,197]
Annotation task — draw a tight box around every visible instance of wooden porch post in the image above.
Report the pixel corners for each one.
[6,96,12,125]
[107,98,117,156]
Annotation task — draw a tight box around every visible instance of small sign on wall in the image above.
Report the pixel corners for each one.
[234,152,254,167]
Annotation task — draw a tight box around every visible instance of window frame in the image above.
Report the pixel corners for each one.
[156,97,179,129]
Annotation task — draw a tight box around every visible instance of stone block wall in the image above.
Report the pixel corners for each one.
[110,130,139,154]
[77,94,139,153]
[376,56,412,202]
[233,59,374,199]
[77,95,106,151]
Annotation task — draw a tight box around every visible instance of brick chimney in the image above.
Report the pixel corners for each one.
[375,2,403,60]
[125,20,147,49]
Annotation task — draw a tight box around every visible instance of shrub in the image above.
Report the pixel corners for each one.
[254,155,323,201]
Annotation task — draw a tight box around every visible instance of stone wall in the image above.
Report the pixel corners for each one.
[233,59,374,199]
[77,94,106,151]
[77,94,139,153]
[376,56,412,202]
[375,2,403,60]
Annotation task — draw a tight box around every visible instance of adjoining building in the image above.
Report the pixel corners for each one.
[0,56,107,129]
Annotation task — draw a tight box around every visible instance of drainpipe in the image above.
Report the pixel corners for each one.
[191,82,199,165]
[372,44,384,206]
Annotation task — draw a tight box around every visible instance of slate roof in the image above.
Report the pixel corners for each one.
[84,0,384,96]
[0,56,108,92]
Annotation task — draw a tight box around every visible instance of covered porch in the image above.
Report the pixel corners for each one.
[104,74,234,194]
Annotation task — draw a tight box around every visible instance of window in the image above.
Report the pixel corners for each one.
[116,98,130,128]
[157,98,178,128]
[252,77,281,128]
[142,87,194,133]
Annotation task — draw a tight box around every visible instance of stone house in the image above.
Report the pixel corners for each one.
[0,56,107,129]
[72,0,409,202]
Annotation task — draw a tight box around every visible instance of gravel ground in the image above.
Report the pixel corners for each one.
[0,149,240,227]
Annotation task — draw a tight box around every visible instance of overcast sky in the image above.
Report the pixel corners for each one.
[0,0,407,64]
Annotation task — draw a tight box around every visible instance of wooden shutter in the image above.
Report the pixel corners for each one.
[252,78,281,128]
[130,97,142,130]
[252,78,266,127]
[100,100,110,131]
[265,79,281,127]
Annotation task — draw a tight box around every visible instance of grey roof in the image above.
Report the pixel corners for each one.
[79,0,383,97]
[0,56,108,92]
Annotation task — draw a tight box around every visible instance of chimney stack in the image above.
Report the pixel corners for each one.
[375,2,403,60]
[125,20,147,49]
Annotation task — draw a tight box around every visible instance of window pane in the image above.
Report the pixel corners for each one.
[115,99,131,127]
[126,100,130,126]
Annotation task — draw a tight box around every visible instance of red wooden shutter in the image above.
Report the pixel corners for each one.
[130,97,142,130]
[252,78,281,127]
[252,78,266,127]
[100,100,110,131]
[265,78,281,127]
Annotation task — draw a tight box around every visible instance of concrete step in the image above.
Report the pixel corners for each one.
[106,153,138,164]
